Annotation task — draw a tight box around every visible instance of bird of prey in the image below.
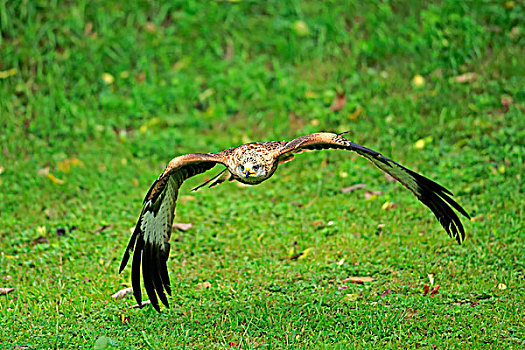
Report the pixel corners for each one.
[119,132,469,311]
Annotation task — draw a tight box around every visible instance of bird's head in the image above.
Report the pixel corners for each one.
[235,154,267,184]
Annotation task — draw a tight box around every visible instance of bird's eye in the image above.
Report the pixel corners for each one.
[239,164,245,171]
[253,165,259,170]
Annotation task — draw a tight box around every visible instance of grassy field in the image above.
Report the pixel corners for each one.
[1,0,524,348]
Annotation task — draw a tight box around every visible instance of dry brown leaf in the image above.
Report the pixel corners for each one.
[430,285,440,297]
[112,287,133,299]
[341,184,367,193]
[329,93,346,112]
[423,284,430,296]
[343,276,373,284]
[173,223,192,231]
[0,288,14,295]
[454,72,478,83]
[57,158,83,173]
[145,22,156,33]
[31,236,49,245]
[311,219,324,228]
[130,300,151,309]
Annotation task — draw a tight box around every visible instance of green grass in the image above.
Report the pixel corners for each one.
[1,0,524,348]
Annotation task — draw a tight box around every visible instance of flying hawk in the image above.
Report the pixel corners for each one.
[119,132,469,311]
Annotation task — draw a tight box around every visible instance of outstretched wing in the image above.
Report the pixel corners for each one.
[119,153,225,312]
[277,132,470,243]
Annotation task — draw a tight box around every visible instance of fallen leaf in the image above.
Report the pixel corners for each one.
[145,22,156,33]
[101,73,114,84]
[423,284,430,296]
[509,26,520,39]
[57,158,83,173]
[38,167,50,176]
[336,258,345,266]
[413,74,425,87]
[381,201,398,210]
[0,288,14,295]
[430,285,440,297]
[112,287,133,299]
[329,93,347,112]
[428,273,434,286]
[498,283,507,290]
[341,184,367,193]
[501,97,512,112]
[311,219,324,228]
[364,190,382,200]
[120,314,130,324]
[0,165,4,175]
[454,72,478,83]
[130,300,151,309]
[84,22,93,36]
[343,276,373,284]
[31,236,49,244]
[348,106,363,120]
[0,68,17,79]
[414,139,426,149]
[173,223,192,231]
[46,173,64,184]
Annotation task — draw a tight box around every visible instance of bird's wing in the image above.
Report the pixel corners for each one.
[277,132,470,243]
[119,152,226,312]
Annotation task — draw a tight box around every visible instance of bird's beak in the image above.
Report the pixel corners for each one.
[244,168,256,177]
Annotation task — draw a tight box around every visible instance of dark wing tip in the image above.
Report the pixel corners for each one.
[131,236,144,307]
[119,251,130,274]
[141,241,171,312]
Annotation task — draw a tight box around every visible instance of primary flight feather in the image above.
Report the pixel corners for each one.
[119,132,469,311]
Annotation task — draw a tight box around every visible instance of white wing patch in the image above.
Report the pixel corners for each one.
[141,177,178,249]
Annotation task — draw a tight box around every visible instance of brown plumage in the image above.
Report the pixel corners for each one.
[119,132,469,311]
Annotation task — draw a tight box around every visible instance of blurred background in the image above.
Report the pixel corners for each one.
[0,0,523,347]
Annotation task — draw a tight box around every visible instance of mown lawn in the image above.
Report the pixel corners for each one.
[0,1,524,348]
